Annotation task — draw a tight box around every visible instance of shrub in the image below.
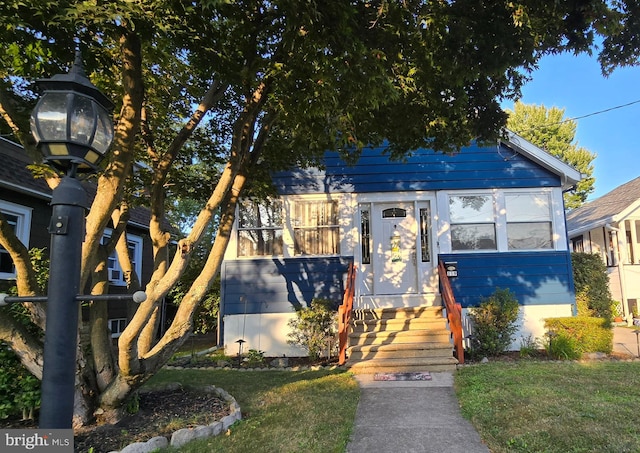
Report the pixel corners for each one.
[0,343,41,420]
[287,298,337,361]
[544,331,581,360]
[544,316,613,356]
[0,247,46,420]
[571,253,613,320]
[467,288,520,358]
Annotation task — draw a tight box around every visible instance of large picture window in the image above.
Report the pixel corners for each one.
[0,201,32,279]
[293,200,340,255]
[449,195,496,251]
[505,193,552,250]
[237,199,284,257]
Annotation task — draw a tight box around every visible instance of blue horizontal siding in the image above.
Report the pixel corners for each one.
[272,143,561,195]
[221,257,352,315]
[438,251,575,308]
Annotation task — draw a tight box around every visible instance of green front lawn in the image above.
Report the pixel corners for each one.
[455,360,640,453]
[147,368,359,453]
[145,360,640,453]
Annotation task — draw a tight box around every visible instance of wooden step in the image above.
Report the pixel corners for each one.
[354,306,443,321]
[348,329,451,346]
[345,305,458,373]
[352,317,446,332]
[348,343,453,360]
[348,356,459,373]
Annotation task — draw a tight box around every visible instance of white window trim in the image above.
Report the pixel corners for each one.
[438,188,561,254]
[230,194,346,259]
[0,200,32,280]
[236,199,285,258]
[102,229,143,287]
[290,198,341,257]
[108,318,127,338]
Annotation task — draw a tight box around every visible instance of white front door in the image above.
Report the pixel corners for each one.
[372,202,419,295]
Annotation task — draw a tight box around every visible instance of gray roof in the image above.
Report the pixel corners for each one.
[566,176,640,235]
[0,138,160,231]
[0,137,51,199]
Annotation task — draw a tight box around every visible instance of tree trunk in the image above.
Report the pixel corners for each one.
[89,249,117,393]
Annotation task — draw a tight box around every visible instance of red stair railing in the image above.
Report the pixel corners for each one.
[438,260,464,364]
[338,262,356,365]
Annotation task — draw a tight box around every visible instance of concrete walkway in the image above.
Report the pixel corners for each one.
[346,328,638,453]
[613,326,640,358]
[346,372,489,453]
[347,327,639,453]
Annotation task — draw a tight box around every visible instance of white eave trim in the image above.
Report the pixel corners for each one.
[0,180,51,200]
[504,130,582,190]
[613,199,640,222]
[567,218,614,237]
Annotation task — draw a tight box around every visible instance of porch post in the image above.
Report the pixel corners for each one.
[630,220,639,265]
[615,223,630,320]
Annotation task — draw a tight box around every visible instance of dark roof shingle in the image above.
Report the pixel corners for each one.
[566,176,640,234]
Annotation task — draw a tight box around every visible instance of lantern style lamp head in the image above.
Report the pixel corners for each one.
[30,50,114,174]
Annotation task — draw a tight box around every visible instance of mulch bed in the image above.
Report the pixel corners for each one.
[1,386,230,453]
[75,386,230,453]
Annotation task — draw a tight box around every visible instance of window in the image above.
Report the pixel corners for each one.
[571,237,584,253]
[293,200,340,255]
[237,199,284,257]
[0,201,32,279]
[108,318,127,338]
[382,207,406,218]
[505,193,553,250]
[360,208,371,264]
[420,207,431,262]
[102,230,143,287]
[449,195,496,251]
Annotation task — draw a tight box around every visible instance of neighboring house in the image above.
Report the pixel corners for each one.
[220,131,582,356]
[566,176,640,319]
[0,137,155,339]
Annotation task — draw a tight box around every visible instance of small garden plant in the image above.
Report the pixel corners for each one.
[244,349,265,367]
[467,288,520,359]
[287,298,337,361]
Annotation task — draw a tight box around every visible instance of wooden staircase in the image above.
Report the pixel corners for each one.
[345,306,459,373]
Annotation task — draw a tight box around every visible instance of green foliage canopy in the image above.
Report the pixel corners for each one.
[506,101,596,209]
[4,1,640,166]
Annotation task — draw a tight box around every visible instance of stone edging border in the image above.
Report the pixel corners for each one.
[108,384,242,453]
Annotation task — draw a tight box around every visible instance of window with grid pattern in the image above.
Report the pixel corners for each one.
[293,200,340,255]
[237,199,284,257]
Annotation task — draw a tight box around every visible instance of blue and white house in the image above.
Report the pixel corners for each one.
[220,131,581,356]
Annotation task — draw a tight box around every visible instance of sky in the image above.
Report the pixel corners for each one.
[501,52,640,201]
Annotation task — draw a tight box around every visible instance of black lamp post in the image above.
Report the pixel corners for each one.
[30,51,114,429]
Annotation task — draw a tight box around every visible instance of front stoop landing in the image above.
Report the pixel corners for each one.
[346,306,459,373]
